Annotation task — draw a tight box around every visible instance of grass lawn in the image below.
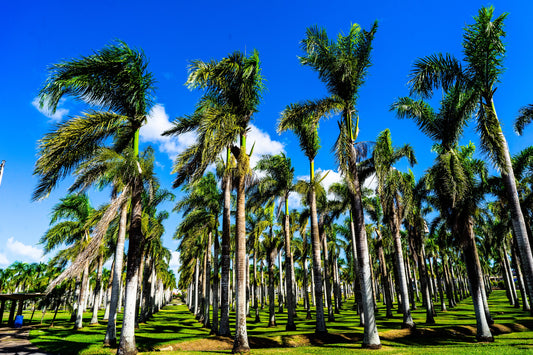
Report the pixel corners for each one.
[24,289,532,354]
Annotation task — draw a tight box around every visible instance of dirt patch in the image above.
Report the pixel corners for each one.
[156,336,233,352]
[490,324,512,334]
[510,323,529,332]
[156,332,363,352]
[380,328,416,340]
[451,325,477,336]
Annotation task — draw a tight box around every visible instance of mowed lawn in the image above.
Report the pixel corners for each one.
[25,290,533,354]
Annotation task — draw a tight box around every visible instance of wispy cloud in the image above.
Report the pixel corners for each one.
[32,97,69,122]
[169,251,181,270]
[5,237,44,263]
[0,253,8,266]
[248,124,285,168]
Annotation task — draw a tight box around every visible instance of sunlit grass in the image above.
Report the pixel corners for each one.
[25,290,532,354]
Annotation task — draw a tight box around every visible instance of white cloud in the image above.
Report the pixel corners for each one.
[294,168,376,202]
[317,169,344,195]
[169,251,181,270]
[0,253,8,266]
[287,192,303,210]
[362,173,378,193]
[248,124,285,168]
[140,104,197,161]
[32,97,69,122]
[140,108,284,169]
[6,237,44,263]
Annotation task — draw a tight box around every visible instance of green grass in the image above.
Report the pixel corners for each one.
[24,290,533,354]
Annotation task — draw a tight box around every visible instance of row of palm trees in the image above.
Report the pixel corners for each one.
[168,5,533,352]
[30,5,533,354]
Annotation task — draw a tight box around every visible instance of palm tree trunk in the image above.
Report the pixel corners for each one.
[303,255,311,320]
[501,249,514,305]
[283,197,296,330]
[140,257,152,322]
[74,261,89,330]
[135,250,146,327]
[463,220,493,342]
[194,258,200,316]
[418,244,435,323]
[232,136,250,353]
[376,231,393,318]
[321,226,335,322]
[278,249,284,313]
[90,254,104,325]
[260,259,265,310]
[347,144,381,348]
[70,276,80,322]
[350,216,362,311]
[219,164,232,337]
[104,203,127,346]
[118,176,144,355]
[390,209,415,329]
[103,260,114,321]
[211,228,220,335]
[309,159,326,334]
[405,255,416,310]
[253,252,260,323]
[268,244,277,327]
[511,241,531,311]
[203,230,212,329]
[498,128,533,310]
[503,244,519,307]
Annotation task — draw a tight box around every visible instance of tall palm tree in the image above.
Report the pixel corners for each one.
[407,6,533,301]
[279,99,339,334]
[300,22,381,348]
[70,146,158,346]
[165,51,263,353]
[392,84,494,341]
[34,41,155,355]
[255,153,297,330]
[372,129,417,329]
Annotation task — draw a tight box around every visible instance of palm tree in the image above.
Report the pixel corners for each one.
[403,174,436,324]
[279,99,339,334]
[34,41,156,355]
[407,6,533,302]
[392,84,494,341]
[362,195,394,318]
[300,22,381,348]
[165,51,263,353]
[41,194,95,330]
[175,173,220,329]
[245,205,270,323]
[255,153,297,330]
[372,129,417,329]
[139,181,174,323]
[70,146,158,346]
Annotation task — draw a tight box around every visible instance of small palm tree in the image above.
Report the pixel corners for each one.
[41,194,95,330]
[255,153,297,330]
[279,99,339,334]
[372,129,417,329]
[175,173,220,329]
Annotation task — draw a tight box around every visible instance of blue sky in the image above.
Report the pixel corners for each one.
[1,1,533,271]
